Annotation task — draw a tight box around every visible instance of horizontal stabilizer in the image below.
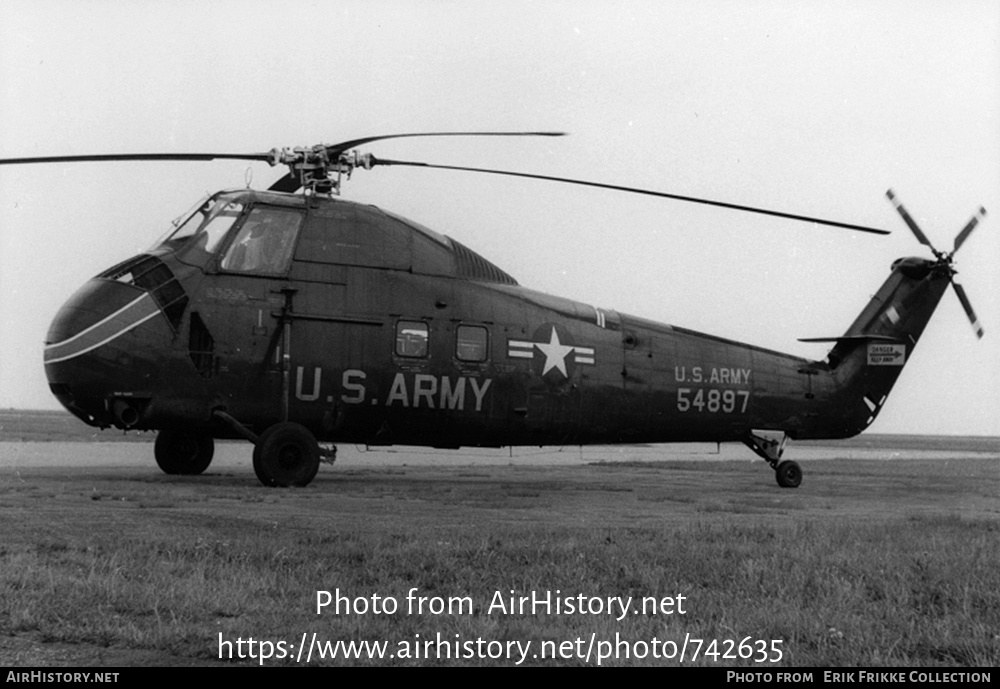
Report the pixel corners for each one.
[798,334,901,344]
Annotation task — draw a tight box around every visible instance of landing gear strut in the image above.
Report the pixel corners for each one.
[212,410,329,487]
[154,430,214,475]
[744,429,802,488]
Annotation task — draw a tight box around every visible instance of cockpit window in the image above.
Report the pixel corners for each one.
[200,201,245,254]
[154,196,244,255]
[220,207,303,275]
[150,194,211,250]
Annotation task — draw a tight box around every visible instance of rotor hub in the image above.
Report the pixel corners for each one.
[266,145,343,195]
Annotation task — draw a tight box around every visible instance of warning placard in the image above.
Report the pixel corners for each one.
[867,343,906,366]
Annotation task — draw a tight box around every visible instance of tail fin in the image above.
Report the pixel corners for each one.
[798,257,951,436]
[800,191,985,437]
[825,257,951,432]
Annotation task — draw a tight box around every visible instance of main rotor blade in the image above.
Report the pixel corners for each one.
[268,173,301,193]
[266,132,566,193]
[885,189,936,250]
[951,280,984,339]
[324,131,565,158]
[0,134,566,168]
[371,157,891,235]
[0,152,272,165]
[953,206,987,254]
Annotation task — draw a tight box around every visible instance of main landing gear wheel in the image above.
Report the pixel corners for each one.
[775,460,802,489]
[154,430,215,475]
[253,422,320,487]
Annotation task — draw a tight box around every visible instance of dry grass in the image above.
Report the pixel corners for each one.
[0,412,998,666]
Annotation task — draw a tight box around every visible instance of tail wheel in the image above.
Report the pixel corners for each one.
[253,422,320,487]
[154,430,214,475]
[775,460,802,489]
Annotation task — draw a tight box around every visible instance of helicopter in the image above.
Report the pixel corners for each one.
[0,132,986,488]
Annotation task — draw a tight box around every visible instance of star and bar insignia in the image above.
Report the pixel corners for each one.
[507,325,595,379]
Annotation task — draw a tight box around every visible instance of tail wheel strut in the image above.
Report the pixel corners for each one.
[744,429,802,489]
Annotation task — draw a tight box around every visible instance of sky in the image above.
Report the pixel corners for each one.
[1,0,997,436]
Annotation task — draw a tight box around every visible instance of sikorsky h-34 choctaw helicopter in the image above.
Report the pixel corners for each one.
[1,132,986,488]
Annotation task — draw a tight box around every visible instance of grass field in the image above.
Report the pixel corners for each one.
[0,410,998,667]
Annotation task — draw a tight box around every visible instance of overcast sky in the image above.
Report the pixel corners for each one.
[1,0,997,436]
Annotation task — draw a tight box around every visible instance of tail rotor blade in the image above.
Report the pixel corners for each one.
[886,189,936,251]
[951,280,984,339]
[953,206,987,254]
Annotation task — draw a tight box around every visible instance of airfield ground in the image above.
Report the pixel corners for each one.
[0,410,997,667]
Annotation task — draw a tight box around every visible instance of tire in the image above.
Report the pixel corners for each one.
[154,430,214,475]
[775,460,802,488]
[253,422,320,487]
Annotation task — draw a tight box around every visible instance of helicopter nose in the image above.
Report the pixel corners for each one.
[44,276,177,428]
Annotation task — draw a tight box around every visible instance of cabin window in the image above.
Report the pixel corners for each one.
[456,325,488,362]
[396,321,429,358]
[293,203,411,269]
[220,207,303,275]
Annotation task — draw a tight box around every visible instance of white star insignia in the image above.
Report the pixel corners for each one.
[534,327,574,378]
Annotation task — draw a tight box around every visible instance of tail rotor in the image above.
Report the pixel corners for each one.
[885,189,986,339]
